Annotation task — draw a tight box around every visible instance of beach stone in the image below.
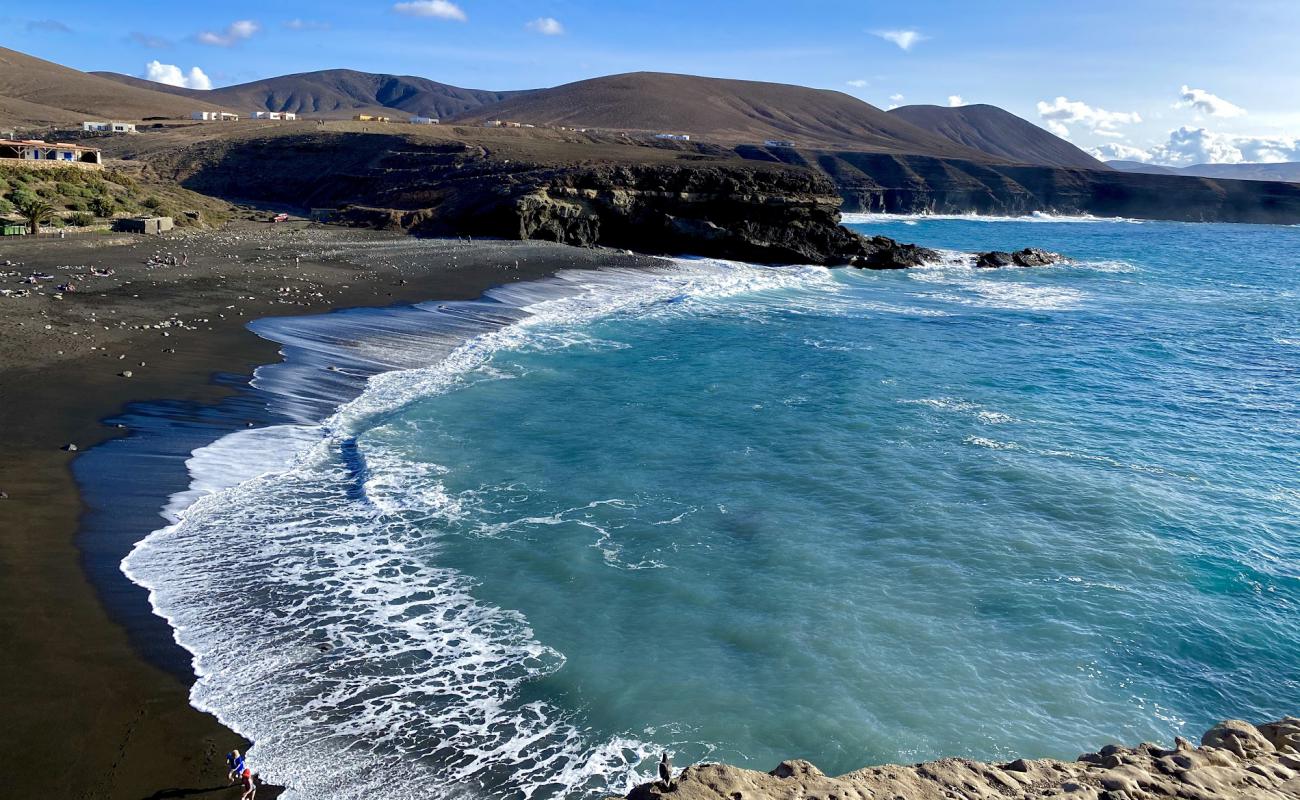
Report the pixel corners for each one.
[1201,720,1274,759]
[1258,717,1300,753]
[119,370,133,378]
[62,443,78,451]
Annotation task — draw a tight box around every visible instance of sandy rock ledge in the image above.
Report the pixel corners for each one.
[624,717,1300,800]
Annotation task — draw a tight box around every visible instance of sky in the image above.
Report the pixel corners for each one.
[5,0,1300,166]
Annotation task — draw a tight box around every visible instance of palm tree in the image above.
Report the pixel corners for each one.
[15,198,54,235]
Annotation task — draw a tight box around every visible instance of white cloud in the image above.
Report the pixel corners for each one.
[393,0,467,21]
[890,93,905,102]
[1087,142,1155,163]
[197,20,259,47]
[526,17,564,35]
[285,19,331,31]
[947,95,964,107]
[874,30,927,51]
[1175,85,1245,118]
[1089,127,1300,166]
[144,61,213,90]
[1036,96,1141,139]
[846,79,870,88]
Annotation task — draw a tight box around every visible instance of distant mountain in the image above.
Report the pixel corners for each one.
[459,72,1004,158]
[0,46,215,126]
[92,69,524,120]
[1108,159,1300,183]
[1107,161,1179,175]
[887,104,1109,170]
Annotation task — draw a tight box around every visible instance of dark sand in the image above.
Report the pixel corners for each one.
[0,222,660,799]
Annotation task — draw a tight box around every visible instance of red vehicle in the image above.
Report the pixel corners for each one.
[271,213,290,223]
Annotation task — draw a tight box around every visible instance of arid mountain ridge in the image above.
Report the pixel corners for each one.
[6,45,1300,237]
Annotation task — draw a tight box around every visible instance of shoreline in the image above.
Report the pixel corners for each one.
[0,223,659,799]
[3,223,1296,799]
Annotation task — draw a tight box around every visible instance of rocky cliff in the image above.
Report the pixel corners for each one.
[628,717,1300,800]
[740,147,1300,224]
[150,131,931,267]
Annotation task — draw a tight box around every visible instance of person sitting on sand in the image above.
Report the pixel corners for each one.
[226,749,245,783]
[240,767,257,800]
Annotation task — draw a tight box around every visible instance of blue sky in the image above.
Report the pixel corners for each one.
[6,0,1300,165]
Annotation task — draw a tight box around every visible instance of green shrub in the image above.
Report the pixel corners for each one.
[89,195,116,217]
[0,198,10,214]
[65,200,86,212]
[142,195,163,210]
[67,211,95,227]
[9,187,37,208]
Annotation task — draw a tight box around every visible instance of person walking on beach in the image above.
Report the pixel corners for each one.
[226,749,245,783]
[240,767,257,800]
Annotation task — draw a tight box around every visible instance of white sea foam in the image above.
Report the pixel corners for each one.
[842,211,1145,225]
[122,257,837,800]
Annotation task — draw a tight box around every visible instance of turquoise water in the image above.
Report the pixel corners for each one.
[125,218,1300,800]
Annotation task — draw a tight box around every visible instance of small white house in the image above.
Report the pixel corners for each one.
[409,116,439,125]
[250,111,276,120]
[220,112,239,121]
[83,121,137,133]
[282,112,297,121]
[763,139,795,147]
[191,111,218,121]
[654,133,691,141]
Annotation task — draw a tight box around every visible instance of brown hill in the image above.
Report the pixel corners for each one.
[93,69,523,120]
[0,46,218,125]
[460,72,1004,158]
[887,103,1109,170]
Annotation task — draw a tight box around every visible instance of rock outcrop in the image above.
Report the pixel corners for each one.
[152,132,942,267]
[625,717,1300,800]
[742,147,1300,224]
[975,247,1064,268]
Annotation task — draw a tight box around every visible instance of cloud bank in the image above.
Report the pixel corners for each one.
[144,61,213,90]
[1175,85,1245,118]
[1090,127,1300,165]
[1036,96,1141,138]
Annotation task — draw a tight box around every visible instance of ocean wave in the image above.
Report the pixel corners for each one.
[121,257,835,800]
[842,211,1145,225]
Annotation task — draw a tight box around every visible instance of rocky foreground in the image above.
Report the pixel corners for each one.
[627,718,1300,800]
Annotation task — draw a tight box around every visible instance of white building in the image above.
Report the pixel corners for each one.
[654,133,691,141]
[282,112,297,121]
[193,111,239,122]
[764,139,795,147]
[409,116,439,125]
[83,121,137,133]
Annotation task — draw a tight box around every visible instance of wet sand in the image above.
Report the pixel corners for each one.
[0,222,659,799]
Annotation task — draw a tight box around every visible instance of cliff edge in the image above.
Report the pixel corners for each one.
[627,718,1300,800]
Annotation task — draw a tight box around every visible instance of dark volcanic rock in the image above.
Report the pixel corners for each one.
[974,247,1063,268]
[162,131,944,267]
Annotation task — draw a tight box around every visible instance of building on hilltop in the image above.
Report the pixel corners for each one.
[654,133,691,141]
[83,121,137,134]
[0,139,102,168]
[763,140,795,147]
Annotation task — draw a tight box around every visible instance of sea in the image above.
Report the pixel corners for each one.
[110,215,1300,800]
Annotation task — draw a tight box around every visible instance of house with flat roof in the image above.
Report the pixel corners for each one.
[409,116,438,125]
[83,121,137,133]
[0,139,102,168]
[353,114,391,123]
